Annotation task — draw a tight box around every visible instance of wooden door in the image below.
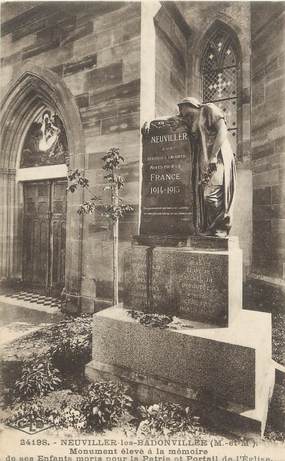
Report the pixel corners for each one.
[50,180,67,294]
[22,179,67,295]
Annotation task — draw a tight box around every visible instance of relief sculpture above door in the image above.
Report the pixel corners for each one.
[20,110,68,168]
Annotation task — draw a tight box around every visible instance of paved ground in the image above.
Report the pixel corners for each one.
[0,299,63,348]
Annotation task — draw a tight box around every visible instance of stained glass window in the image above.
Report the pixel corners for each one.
[201,28,239,156]
[20,109,68,168]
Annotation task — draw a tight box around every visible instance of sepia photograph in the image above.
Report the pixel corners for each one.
[0,1,284,460]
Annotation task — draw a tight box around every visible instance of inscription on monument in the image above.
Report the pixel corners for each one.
[124,245,231,326]
[152,249,228,325]
[140,117,193,235]
[124,246,149,311]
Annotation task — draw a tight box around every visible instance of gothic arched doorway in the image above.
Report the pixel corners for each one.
[20,109,68,295]
[0,66,85,307]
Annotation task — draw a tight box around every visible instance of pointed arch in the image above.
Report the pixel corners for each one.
[0,65,85,309]
[0,64,85,170]
[199,19,242,64]
[199,21,241,157]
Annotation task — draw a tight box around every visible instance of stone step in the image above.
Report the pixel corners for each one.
[86,306,275,437]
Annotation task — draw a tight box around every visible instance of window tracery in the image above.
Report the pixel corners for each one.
[201,28,240,156]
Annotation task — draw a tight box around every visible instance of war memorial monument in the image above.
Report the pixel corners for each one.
[86,98,275,437]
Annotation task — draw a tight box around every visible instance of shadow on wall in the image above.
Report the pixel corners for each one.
[243,277,285,313]
[231,168,252,277]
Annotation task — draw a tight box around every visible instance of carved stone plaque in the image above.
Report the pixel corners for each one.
[123,242,242,327]
[140,117,193,236]
[152,248,229,325]
[124,245,149,311]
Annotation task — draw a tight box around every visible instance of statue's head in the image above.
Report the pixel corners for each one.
[42,109,52,122]
[178,97,201,128]
[178,96,201,114]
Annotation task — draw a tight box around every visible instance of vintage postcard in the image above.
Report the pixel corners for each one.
[0,1,284,461]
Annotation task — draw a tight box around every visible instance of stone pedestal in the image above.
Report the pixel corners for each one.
[85,234,276,436]
[124,236,242,327]
[86,236,276,436]
[86,306,275,436]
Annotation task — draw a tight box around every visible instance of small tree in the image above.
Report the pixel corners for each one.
[68,148,134,305]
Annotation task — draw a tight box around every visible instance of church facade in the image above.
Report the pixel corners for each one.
[0,1,284,311]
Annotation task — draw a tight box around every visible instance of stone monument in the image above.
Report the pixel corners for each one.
[140,117,193,236]
[124,115,241,326]
[86,114,276,436]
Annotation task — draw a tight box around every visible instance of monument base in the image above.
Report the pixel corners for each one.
[124,238,242,327]
[86,306,275,437]
[134,234,237,250]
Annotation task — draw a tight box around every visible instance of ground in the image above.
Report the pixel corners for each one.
[0,299,284,449]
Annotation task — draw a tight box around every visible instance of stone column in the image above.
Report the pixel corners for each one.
[64,152,85,312]
[0,169,8,279]
[0,168,19,282]
[141,1,161,122]
[7,168,16,278]
[139,0,161,231]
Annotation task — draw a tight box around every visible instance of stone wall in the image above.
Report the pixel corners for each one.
[154,4,190,117]
[251,3,285,281]
[75,3,141,307]
[1,2,141,309]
